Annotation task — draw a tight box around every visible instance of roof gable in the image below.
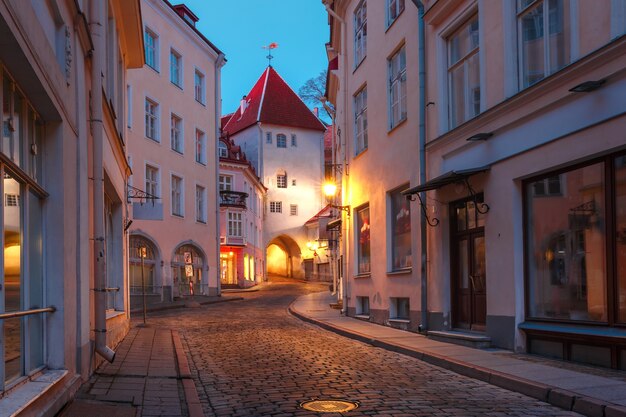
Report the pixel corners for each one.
[223,67,326,136]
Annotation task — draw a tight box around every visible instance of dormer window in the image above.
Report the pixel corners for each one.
[218,141,228,158]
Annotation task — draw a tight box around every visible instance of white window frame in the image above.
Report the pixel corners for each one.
[218,141,228,158]
[195,184,206,223]
[290,204,298,216]
[354,1,367,67]
[145,98,159,141]
[170,48,182,87]
[126,84,132,129]
[194,68,205,104]
[171,174,184,217]
[386,0,405,28]
[517,0,572,89]
[447,15,480,129]
[219,174,232,191]
[291,134,297,147]
[170,113,183,153]
[388,46,407,130]
[144,27,159,71]
[145,163,160,198]
[276,174,287,188]
[266,131,272,144]
[228,211,243,237]
[195,128,206,165]
[354,86,368,154]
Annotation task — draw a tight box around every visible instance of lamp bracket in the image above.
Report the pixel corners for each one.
[462,178,489,214]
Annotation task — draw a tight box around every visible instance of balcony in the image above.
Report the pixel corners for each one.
[220,190,248,208]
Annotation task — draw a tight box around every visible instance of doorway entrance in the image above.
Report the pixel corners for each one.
[451,197,486,331]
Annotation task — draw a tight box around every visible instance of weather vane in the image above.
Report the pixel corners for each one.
[262,42,278,67]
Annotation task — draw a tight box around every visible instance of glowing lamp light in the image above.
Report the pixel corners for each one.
[323,182,337,197]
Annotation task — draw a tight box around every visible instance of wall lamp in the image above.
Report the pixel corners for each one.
[323,182,351,214]
[569,79,606,93]
[466,132,493,142]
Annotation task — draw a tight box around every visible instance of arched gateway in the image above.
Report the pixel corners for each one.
[266,234,303,279]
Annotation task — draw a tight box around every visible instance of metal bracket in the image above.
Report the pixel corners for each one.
[463,178,490,214]
[127,184,160,206]
[406,193,439,227]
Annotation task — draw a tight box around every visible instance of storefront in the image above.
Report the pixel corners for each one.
[172,244,205,296]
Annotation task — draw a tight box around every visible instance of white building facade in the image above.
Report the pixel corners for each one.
[127,0,224,302]
[223,67,326,279]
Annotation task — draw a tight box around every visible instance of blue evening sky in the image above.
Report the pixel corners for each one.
[180,0,330,116]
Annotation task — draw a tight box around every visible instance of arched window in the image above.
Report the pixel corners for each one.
[129,236,157,293]
[218,141,228,158]
[172,244,204,296]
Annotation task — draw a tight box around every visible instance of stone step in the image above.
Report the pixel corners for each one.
[427,330,492,349]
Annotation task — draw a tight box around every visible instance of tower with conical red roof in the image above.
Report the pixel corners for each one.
[222,67,326,280]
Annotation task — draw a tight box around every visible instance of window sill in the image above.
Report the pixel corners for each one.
[389,318,410,324]
[196,220,207,225]
[388,117,407,134]
[195,99,206,107]
[387,268,412,276]
[106,310,125,320]
[171,149,184,156]
[354,273,371,279]
[146,136,160,144]
[172,213,184,219]
[147,65,159,74]
[171,81,183,90]
[354,147,368,160]
[385,10,404,33]
[0,369,69,416]
[355,314,370,320]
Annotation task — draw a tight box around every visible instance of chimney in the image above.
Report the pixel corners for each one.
[240,95,248,115]
[313,107,319,117]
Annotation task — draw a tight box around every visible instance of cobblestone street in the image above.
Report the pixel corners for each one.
[146,280,582,417]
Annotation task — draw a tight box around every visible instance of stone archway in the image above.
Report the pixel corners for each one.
[266,234,303,278]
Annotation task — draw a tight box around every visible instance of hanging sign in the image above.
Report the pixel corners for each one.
[185,264,194,278]
[184,251,192,264]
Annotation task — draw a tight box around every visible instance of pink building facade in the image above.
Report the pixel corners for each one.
[325,0,626,369]
[218,133,266,288]
[127,0,224,302]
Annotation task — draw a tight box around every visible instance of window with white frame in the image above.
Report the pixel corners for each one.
[228,212,243,237]
[390,297,410,320]
[144,28,158,70]
[171,175,183,216]
[291,134,297,147]
[145,164,159,197]
[388,46,407,129]
[195,129,206,164]
[356,296,370,316]
[448,15,480,129]
[170,49,182,87]
[277,173,287,188]
[291,179,297,186]
[194,69,205,104]
[266,132,272,144]
[276,134,287,148]
[196,185,206,222]
[290,204,298,216]
[270,201,282,213]
[170,114,183,153]
[219,175,232,191]
[354,1,367,66]
[218,140,228,158]
[354,87,368,154]
[145,98,158,141]
[390,186,412,270]
[386,0,405,27]
[5,193,19,207]
[518,0,571,89]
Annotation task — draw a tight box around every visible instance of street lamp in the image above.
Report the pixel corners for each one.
[323,181,350,214]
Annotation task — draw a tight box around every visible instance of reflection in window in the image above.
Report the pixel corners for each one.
[390,187,411,270]
[526,162,606,321]
[357,206,370,273]
[129,236,157,294]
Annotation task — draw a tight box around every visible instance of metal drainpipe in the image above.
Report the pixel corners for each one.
[410,0,428,332]
[91,0,115,362]
[214,53,225,296]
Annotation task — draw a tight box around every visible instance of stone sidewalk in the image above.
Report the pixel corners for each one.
[59,326,202,417]
[290,291,626,417]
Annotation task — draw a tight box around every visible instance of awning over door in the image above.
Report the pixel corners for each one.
[401,165,490,196]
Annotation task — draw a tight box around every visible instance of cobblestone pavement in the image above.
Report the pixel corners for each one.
[147,279,583,417]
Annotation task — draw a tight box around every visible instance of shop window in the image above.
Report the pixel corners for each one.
[172,244,204,296]
[1,68,47,389]
[356,205,371,274]
[129,235,157,294]
[389,186,411,270]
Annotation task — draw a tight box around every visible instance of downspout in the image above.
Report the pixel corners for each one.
[214,52,225,295]
[323,1,349,315]
[91,0,115,362]
[410,0,428,332]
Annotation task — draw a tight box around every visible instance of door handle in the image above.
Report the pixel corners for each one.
[468,275,475,289]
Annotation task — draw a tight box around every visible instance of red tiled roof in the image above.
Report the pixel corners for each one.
[220,113,234,130]
[223,67,326,136]
[305,204,333,225]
